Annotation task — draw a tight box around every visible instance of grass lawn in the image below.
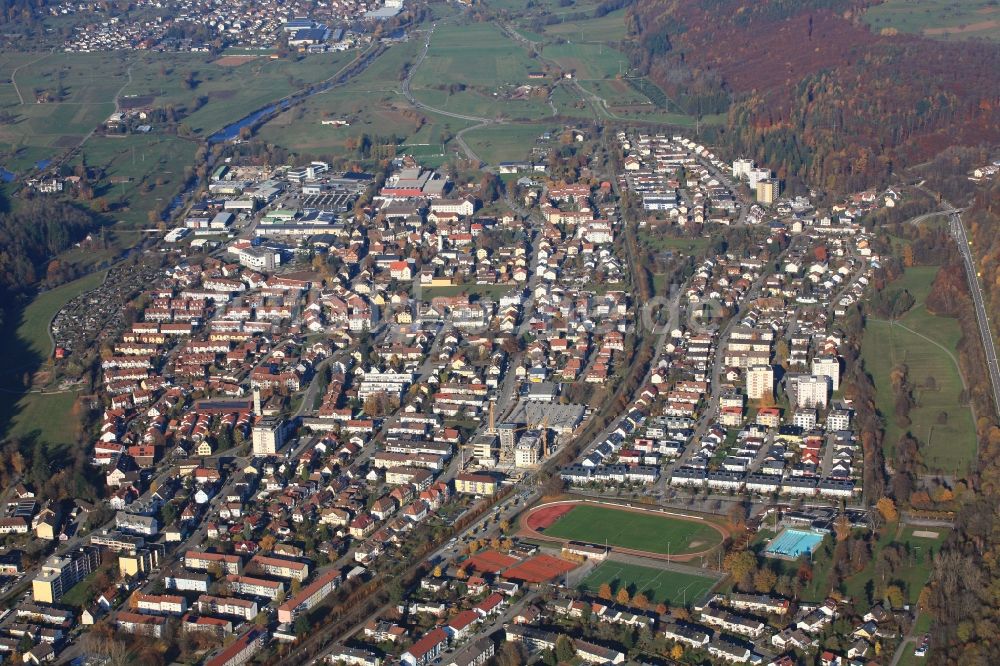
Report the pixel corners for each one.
[544,9,630,42]
[640,231,711,255]
[460,122,557,165]
[59,571,98,608]
[0,271,104,448]
[579,79,650,106]
[412,23,539,88]
[549,84,594,118]
[863,0,1000,41]
[580,560,716,606]
[416,283,519,300]
[72,134,197,228]
[412,86,552,122]
[543,504,723,555]
[861,265,976,473]
[541,42,629,80]
[5,390,82,452]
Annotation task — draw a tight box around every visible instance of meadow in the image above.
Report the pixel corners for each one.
[0,50,355,176]
[0,269,107,384]
[460,122,557,164]
[580,560,717,606]
[72,134,197,228]
[544,9,630,42]
[257,40,478,156]
[863,0,1000,41]
[861,265,976,473]
[842,525,948,610]
[542,42,629,80]
[0,270,106,450]
[412,23,540,88]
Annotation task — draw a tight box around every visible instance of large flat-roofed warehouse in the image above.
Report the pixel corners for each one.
[507,403,586,434]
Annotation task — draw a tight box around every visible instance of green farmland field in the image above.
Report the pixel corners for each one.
[461,122,557,164]
[411,23,539,88]
[542,504,723,555]
[580,561,717,606]
[863,0,1000,41]
[542,42,629,80]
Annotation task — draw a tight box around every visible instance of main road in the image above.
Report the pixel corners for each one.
[948,208,1000,415]
[913,183,1000,418]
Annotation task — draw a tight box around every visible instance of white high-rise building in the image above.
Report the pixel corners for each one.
[732,158,754,181]
[788,375,830,410]
[811,356,841,392]
[748,167,772,188]
[252,417,286,456]
[746,365,775,401]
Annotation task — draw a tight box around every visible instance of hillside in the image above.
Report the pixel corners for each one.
[629,0,1000,192]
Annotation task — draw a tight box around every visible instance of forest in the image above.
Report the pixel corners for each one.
[627,0,1000,194]
[0,194,102,327]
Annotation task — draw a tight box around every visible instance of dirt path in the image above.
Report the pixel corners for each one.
[11,50,53,105]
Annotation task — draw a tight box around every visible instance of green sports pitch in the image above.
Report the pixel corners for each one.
[542,505,723,555]
[580,561,717,606]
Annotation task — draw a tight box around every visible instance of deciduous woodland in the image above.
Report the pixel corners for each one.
[627,0,1000,193]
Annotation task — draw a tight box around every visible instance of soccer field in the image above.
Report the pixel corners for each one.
[581,561,717,606]
[542,505,723,555]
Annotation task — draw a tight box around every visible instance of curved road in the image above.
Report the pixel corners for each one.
[401,21,518,166]
[401,22,494,124]
[10,50,54,105]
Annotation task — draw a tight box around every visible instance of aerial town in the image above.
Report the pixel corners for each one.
[1,0,997,664]
[0,114,934,666]
[49,0,403,52]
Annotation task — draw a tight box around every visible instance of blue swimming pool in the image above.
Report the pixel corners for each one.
[765,528,824,558]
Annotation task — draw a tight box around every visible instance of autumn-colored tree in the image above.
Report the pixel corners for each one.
[432,565,442,578]
[753,568,778,593]
[917,586,932,611]
[632,592,649,609]
[902,244,915,267]
[671,644,684,660]
[932,486,955,503]
[598,583,612,600]
[885,584,905,608]
[259,534,276,552]
[616,587,630,605]
[655,602,668,616]
[876,497,899,522]
[723,550,758,584]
